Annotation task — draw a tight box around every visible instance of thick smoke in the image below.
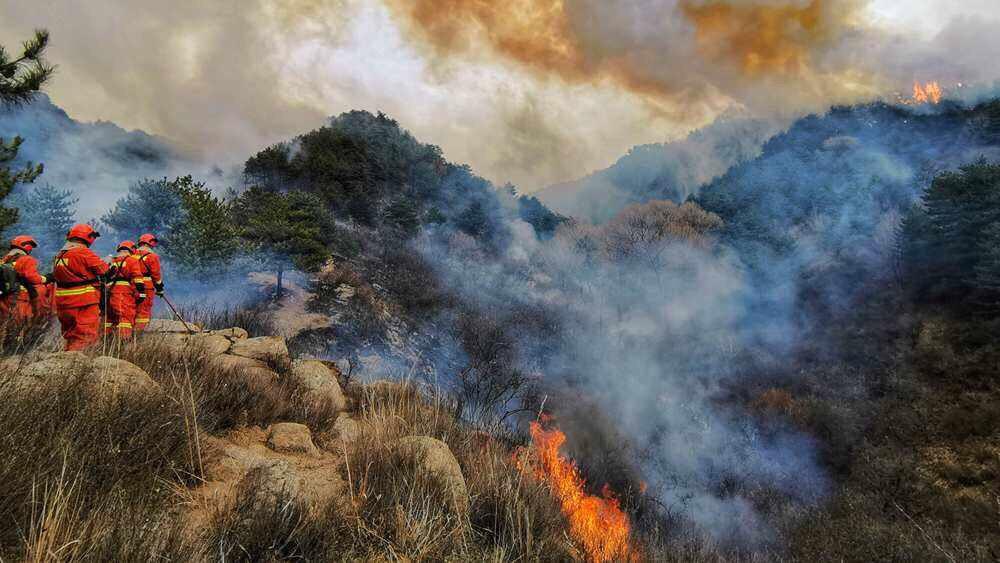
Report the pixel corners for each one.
[386,0,885,116]
[539,111,785,222]
[0,94,205,220]
[409,204,828,545]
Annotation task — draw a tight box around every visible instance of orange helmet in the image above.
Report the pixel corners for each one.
[67,223,100,245]
[117,240,136,253]
[10,235,37,253]
[138,233,158,247]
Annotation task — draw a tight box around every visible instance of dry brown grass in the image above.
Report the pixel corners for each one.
[329,380,577,561]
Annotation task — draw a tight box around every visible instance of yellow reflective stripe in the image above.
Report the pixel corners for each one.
[118,322,133,328]
[55,286,97,297]
[135,317,150,323]
[103,323,114,328]
[110,281,132,286]
[131,278,144,284]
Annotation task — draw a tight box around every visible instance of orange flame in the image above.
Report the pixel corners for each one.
[517,418,633,562]
[912,81,942,104]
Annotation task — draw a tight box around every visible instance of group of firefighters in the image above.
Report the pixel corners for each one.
[0,224,165,350]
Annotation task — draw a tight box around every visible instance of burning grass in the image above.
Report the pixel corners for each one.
[515,416,635,563]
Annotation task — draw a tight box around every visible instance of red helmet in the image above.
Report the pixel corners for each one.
[67,223,100,245]
[138,233,158,247]
[10,235,37,253]
[117,240,136,253]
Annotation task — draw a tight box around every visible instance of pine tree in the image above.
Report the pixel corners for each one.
[101,177,186,239]
[232,187,337,298]
[162,176,239,276]
[9,184,78,260]
[0,30,54,235]
[902,160,1000,300]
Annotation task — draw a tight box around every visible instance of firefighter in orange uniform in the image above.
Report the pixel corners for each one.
[52,224,109,350]
[105,241,146,339]
[1,235,47,321]
[134,233,163,332]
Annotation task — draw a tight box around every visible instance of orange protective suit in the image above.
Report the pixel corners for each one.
[1,249,48,321]
[134,248,162,332]
[52,243,109,350]
[105,253,145,339]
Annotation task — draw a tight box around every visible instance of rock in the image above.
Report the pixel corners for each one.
[332,415,360,443]
[191,333,232,355]
[238,461,302,508]
[209,327,249,340]
[395,436,469,513]
[145,319,201,333]
[90,356,160,397]
[292,360,347,414]
[230,336,290,368]
[20,351,93,380]
[208,354,277,381]
[267,422,318,455]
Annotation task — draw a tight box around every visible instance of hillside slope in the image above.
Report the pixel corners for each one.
[0,94,202,219]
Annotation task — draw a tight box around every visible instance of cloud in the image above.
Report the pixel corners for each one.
[1,0,997,198]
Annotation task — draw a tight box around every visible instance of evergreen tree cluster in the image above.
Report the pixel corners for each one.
[901,160,1000,303]
[243,110,563,243]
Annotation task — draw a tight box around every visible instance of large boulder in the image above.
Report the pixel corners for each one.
[208,354,276,381]
[267,422,318,455]
[394,436,469,514]
[230,336,290,368]
[292,360,347,414]
[238,461,302,509]
[19,351,93,380]
[145,319,202,333]
[90,356,160,397]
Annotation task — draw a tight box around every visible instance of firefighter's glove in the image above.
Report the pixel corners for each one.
[154,282,164,296]
[136,293,146,305]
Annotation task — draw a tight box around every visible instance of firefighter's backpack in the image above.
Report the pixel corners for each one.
[0,262,21,297]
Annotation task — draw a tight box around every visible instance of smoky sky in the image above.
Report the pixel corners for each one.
[1,0,997,194]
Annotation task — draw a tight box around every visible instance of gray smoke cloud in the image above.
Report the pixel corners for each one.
[3,0,996,201]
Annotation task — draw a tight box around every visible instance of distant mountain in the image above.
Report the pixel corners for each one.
[0,94,200,219]
[696,100,1000,260]
[537,113,782,223]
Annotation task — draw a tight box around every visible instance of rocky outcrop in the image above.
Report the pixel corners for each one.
[90,356,160,397]
[19,351,93,380]
[13,352,157,399]
[230,336,290,365]
[267,422,318,455]
[291,360,347,415]
[395,436,469,514]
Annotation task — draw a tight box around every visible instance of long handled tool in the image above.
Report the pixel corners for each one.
[159,293,199,334]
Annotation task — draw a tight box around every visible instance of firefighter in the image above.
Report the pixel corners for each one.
[105,240,146,339]
[1,235,47,321]
[134,233,163,333]
[52,224,109,351]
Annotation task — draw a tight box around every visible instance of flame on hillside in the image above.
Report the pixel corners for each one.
[516,416,634,562]
[909,81,943,104]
